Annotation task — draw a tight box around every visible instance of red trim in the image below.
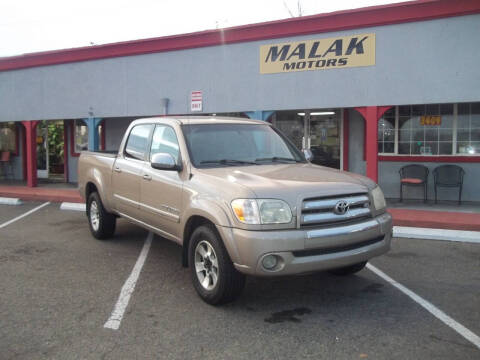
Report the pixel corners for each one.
[343,110,349,171]
[21,120,39,187]
[1,1,479,71]
[22,127,27,181]
[63,121,69,182]
[355,106,392,183]
[363,120,366,161]
[379,155,480,163]
[12,124,20,156]
[100,121,106,150]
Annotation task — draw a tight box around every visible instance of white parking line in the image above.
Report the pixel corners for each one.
[104,232,153,330]
[0,202,50,229]
[393,226,480,244]
[367,263,480,350]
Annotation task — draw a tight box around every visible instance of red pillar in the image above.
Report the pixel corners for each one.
[354,106,391,183]
[21,120,40,187]
[343,110,349,171]
[63,120,69,183]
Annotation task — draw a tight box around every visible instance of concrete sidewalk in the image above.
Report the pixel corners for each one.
[0,186,83,203]
[389,208,480,232]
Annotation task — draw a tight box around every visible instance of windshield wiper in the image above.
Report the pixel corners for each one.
[200,159,258,166]
[255,156,299,163]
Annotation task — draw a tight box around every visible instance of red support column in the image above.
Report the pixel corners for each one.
[22,126,27,181]
[354,106,391,183]
[63,120,69,183]
[343,109,349,171]
[21,120,40,187]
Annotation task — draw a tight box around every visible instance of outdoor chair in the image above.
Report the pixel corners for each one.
[0,151,13,179]
[433,165,465,205]
[399,164,429,203]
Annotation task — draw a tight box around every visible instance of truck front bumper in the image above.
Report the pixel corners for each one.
[217,212,392,276]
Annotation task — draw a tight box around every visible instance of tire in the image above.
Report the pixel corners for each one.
[188,225,245,305]
[329,261,367,276]
[86,192,116,240]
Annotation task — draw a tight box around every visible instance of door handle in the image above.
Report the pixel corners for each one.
[114,166,122,173]
[143,174,152,181]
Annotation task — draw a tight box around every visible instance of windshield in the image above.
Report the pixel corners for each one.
[182,123,305,168]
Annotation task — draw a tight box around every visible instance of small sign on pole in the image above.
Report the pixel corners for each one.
[191,91,202,112]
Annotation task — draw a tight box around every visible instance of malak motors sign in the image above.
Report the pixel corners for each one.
[260,33,375,74]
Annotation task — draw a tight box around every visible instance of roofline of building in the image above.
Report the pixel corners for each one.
[1,0,479,72]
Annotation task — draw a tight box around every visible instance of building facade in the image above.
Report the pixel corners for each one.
[0,0,479,201]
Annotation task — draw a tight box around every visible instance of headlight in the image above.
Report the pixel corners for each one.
[231,199,292,224]
[371,186,386,211]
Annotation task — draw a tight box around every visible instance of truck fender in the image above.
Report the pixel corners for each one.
[182,198,242,265]
[85,168,113,213]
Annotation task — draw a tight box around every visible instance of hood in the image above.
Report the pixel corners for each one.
[195,163,375,209]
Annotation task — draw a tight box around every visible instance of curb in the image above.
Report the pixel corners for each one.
[60,202,86,212]
[393,226,480,244]
[0,197,23,205]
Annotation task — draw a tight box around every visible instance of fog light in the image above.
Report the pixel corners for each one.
[262,255,278,270]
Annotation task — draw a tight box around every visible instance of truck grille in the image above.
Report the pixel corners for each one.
[300,193,371,228]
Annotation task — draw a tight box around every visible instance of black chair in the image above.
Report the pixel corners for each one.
[399,164,429,203]
[433,165,465,204]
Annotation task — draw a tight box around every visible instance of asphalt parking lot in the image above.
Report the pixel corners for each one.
[1,201,479,359]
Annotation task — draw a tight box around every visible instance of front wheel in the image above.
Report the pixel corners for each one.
[87,192,116,240]
[189,225,245,305]
[329,261,367,276]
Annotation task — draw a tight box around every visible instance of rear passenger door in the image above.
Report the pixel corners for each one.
[140,124,183,241]
[112,124,153,219]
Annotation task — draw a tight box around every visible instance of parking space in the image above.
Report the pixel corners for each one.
[0,201,47,225]
[0,202,479,359]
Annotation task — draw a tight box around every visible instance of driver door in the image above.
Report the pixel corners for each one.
[140,124,183,241]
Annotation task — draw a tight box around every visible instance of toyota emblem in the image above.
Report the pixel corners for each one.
[334,200,349,215]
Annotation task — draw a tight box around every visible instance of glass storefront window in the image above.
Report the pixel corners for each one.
[274,111,304,150]
[74,120,89,153]
[0,122,17,153]
[380,102,479,156]
[457,102,480,155]
[378,108,395,154]
[74,119,105,153]
[308,110,341,169]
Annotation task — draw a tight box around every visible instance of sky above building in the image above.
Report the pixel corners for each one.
[0,0,405,57]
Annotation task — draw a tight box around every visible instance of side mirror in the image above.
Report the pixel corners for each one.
[151,153,182,171]
[302,148,313,162]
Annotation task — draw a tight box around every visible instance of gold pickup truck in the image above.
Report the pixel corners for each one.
[78,116,392,304]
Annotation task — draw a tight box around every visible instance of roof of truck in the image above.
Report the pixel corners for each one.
[138,116,269,126]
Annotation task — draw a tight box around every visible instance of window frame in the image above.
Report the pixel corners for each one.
[70,119,106,157]
[378,103,480,161]
[123,124,154,161]
[0,122,20,156]
[148,124,182,164]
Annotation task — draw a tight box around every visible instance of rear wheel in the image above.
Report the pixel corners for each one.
[189,225,245,305]
[87,192,116,240]
[329,261,367,275]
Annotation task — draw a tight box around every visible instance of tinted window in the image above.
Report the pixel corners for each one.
[125,124,152,160]
[150,125,180,163]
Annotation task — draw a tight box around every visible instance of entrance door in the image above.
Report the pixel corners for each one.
[305,109,342,169]
[37,122,49,178]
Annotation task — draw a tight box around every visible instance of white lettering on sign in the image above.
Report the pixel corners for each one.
[191,91,202,112]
